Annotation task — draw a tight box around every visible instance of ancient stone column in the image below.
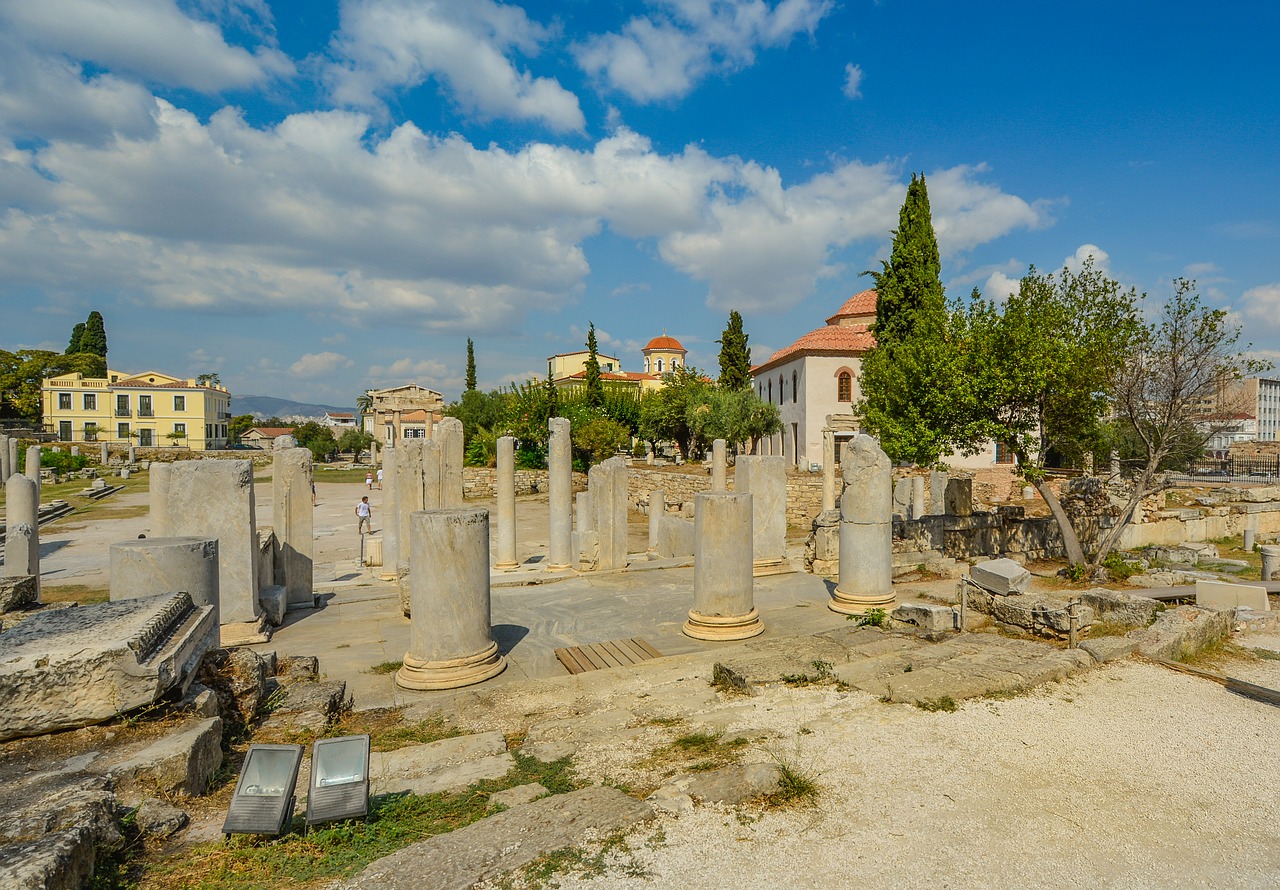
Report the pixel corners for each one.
[272,446,314,610]
[397,438,425,589]
[25,445,41,502]
[166,460,261,626]
[684,491,763,640]
[929,470,948,516]
[70,446,80,458]
[0,434,10,481]
[128,445,136,463]
[494,436,518,569]
[648,489,665,555]
[912,476,925,521]
[438,418,464,509]
[831,435,895,615]
[99,442,109,465]
[380,445,400,581]
[547,417,572,571]
[11,438,22,479]
[1261,546,1280,582]
[1244,527,1256,552]
[711,439,727,491]
[397,509,506,690]
[109,537,219,619]
[736,455,786,569]
[4,473,40,601]
[591,456,629,571]
[149,462,172,537]
[421,438,442,511]
[821,429,836,512]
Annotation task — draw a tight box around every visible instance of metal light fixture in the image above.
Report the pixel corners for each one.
[306,734,371,826]
[222,744,304,838]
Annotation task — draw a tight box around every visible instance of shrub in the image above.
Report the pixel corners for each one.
[41,448,88,473]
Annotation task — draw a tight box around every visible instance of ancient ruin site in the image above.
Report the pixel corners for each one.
[2,432,1278,889]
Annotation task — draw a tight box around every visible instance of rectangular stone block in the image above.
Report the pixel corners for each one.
[589,457,629,570]
[892,602,955,634]
[272,447,314,609]
[945,477,973,517]
[0,575,38,614]
[259,584,287,626]
[736,456,786,565]
[969,557,1031,595]
[167,460,261,624]
[1194,579,1269,612]
[657,515,695,559]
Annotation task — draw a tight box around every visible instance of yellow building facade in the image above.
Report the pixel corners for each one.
[42,370,232,450]
[548,334,687,395]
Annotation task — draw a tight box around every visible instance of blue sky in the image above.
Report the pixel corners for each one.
[3,0,1278,408]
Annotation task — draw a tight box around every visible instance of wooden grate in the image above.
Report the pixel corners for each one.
[554,637,663,674]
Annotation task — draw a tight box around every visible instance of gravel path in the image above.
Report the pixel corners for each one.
[545,659,1280,889]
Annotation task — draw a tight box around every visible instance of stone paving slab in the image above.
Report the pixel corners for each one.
[341,786,654,890]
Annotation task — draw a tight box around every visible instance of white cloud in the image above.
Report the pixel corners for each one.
[983,271,1020,302]
[366,357,456,390]
[1183,261,1219,277]
[1062,243,1110,274]
[289,352,354,376]
[842,62,863,99]
[1,0,293,92]
[326,0,584,131]
[321,332,349,346]
[1239,283,1280,332]
[576,0,833,102]
[926,165,1053,254]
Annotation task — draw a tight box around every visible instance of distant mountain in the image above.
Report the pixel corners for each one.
[232,394,356,422]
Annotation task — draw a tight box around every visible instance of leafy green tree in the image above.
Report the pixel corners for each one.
[355,390,374,415]
[165,429,187,446]
[67,323,85,354]
[1092,279,1271,569]
[228,414,256,443]
[80,311,108,358]
[502,378,555,459]
[337,427,376,462]
[196,372,222,387]
[583,322,603,408]
[716,311,752,390]
[0,349,107,420]
[465,338,477,391]
[639,365,710,459]
[572,417,632,465]
[687,387,782,450]
[869,173,944,342]
[293,421,336,461]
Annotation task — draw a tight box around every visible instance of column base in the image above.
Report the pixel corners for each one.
[545,563,572,572]
[683,608,765,641]
[395,641,506,690]
[829,587,896,616]
[493,560,519,570]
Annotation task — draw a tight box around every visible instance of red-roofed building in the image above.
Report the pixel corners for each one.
[548,332,687,394]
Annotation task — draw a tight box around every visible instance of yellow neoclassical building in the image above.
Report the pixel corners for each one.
[42,370,232,450]
[548,333,688,395]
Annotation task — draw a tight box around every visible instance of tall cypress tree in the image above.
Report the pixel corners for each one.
[66,322,85,354]
[465,338,477,391]
[80,311,108,358]
[583,322,603,408]
[869,173,944,342]
[716,311,751,389]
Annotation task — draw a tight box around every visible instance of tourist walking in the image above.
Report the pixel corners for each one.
[365,471,374,490]
[355,496,372,535]
[376,467,383,489]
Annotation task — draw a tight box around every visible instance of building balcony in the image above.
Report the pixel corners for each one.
[138,409,154,417]
[115,409,131,417]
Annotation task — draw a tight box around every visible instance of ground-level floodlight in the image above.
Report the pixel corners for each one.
[222,744,304,838]
[307,734,371,826]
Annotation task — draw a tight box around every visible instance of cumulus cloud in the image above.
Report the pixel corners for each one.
[326,0,584,131]
[1062,243,1110,274]
[983,271,1020,302]
[366,357,457,390]
[1239,283,1280,331]
[289,352,354,376]
[576,0,833,102]
[1,0,293,92]
[1183,261,1219,277]
[842,62,863,99]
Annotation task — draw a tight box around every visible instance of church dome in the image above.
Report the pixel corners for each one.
[643,334,686,353]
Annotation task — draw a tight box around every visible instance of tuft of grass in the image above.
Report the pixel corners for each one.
[780,660,836,687]
[512,830,646,888]
[710,662,751,695]
[646,731,748,773]
[847,607,888,627]
[1086,619,1137,638]
[915,696,959,713]
[763,760,820,809]
[369,660,403,675]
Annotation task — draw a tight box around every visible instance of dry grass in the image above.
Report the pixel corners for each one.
[40,583,110,605]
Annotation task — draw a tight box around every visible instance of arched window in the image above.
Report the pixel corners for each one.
[644,357,650,373]
[779,375,784,404]
[837,371,852,402]
[792,370,798,404]
[768,380,773,402]
[657,358,664,373]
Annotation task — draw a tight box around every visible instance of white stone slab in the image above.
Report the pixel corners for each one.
[1194,579,1269,612]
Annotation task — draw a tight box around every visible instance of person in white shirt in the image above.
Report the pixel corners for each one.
[355,496,372,535]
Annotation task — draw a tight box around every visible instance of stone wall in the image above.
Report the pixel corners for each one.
[461,468,587,500]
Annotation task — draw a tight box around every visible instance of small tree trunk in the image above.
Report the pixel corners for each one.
[1032,477,1088,566]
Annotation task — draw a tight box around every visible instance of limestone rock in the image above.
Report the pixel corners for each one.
[1127,605,1233,661]
[489,782,548,809]
[135,798,189,838]
[258,585,287,626]
[0,575,37,614]
[0,593,217,742]
[0,773,120,890]
[970,558,1031,595]
[647,786,695,815]
[370,732,513,796]
[892,602,955,637]
[259,679,348,734]
[1079,588,1163,627]
[98,716,223,804]
[280,654,320,681]
[197,648,268,727]
[1079,637,1138,663]
[342,786,653,890]
[681,762,782,805]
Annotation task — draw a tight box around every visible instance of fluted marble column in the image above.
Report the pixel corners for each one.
[547,417,572,571]
[495,436,518,569]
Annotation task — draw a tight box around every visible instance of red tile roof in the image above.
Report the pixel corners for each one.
[563,370,657,382]
[400,409,440,422]
[246,427,295,438]
[643,334,686,352]
[825,288,878,325]
[753,324,876,373]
